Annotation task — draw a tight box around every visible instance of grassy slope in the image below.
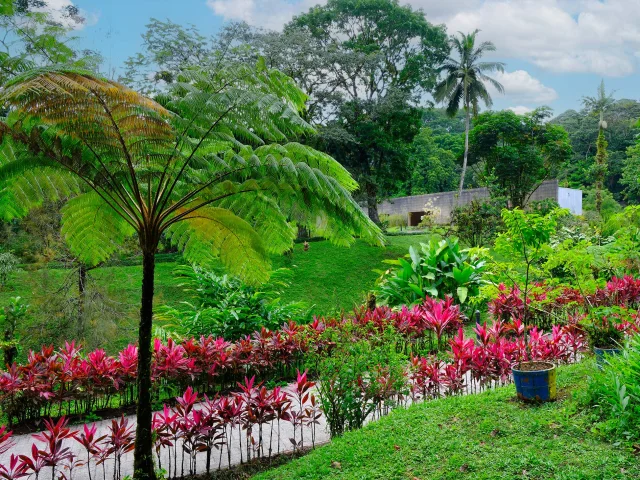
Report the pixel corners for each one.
[255,361,639,480]
[2,235,429,353]
[272,235,430,315]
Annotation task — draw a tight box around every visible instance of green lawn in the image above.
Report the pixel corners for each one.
[273,234,430,315]
[2,234,429,355]
[255,361,639,480]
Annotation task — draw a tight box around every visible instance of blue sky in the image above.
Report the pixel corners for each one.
[69,0,640,115]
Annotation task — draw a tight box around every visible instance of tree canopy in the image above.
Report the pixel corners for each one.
[469,108,572,208]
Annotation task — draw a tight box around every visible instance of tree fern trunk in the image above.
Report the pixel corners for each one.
[133,249,157,480]
[78,263,87,336]
[459,105,470,199]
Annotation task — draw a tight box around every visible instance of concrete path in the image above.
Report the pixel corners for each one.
[0,385,330,479]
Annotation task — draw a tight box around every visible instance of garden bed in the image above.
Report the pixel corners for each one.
[254,361,640,479]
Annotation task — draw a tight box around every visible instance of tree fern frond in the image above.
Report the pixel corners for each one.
[60,191,136,266]
[165,206,270,284]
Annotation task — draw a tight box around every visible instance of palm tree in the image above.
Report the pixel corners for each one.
[582,80,615,214]
[433,30,505,196]
[0,63,382,479]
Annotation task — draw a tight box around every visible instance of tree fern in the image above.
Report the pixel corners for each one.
[0,63,382,479]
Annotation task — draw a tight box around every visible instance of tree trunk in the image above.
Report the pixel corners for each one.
[458,104,471,199]
[366,182,380,224]
[133,249,157,480]
[77,263,87,336]
[3,315,16,367]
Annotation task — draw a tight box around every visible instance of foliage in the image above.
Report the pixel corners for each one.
[432,29,504,195]
[588,335,640,440]
[309,325,408,437]
[470,108,573,207]
[0,296,28,367]
[583,188,622,222]
[157,266,310,340]
[380,213,408,231]
[450,199,503,247]
[527,198,560,216]
[0,252,18,287]
[583,311,625,349]
[406,127,459,195]
[374,237,488,309]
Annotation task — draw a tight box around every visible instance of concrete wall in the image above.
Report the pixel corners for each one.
[379,180,581,225]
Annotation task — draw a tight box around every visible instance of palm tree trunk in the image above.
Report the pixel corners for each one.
[133,248,157,480]
[459,103,471,198]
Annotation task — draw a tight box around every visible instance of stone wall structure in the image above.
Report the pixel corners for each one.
[378,180,582,226]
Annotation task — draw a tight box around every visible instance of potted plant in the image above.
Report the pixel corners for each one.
[496,208,563,402]
[584,314,624,369]
[512,361,557,402]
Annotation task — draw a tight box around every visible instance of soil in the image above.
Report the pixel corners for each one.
[188,448,315,479]
[514,361,555,372]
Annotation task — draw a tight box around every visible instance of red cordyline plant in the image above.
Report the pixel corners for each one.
[288,370,316,451]
[75,423,106,480]
[0,455,27,480]
[419,296,462,349]
[32,417,76,480]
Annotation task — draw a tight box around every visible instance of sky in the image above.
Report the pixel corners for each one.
[61,0,640,115]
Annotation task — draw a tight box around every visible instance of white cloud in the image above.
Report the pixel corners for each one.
[444,0,640,77]
[490,70,558,104]
[206,0,322,30]
[507,105,533,115]
[206,0,640,76]
[34,0,98,30]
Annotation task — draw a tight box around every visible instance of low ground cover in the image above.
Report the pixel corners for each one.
[255,361,640,480]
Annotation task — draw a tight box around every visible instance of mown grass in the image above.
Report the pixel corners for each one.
[2,234,429,355]
[255,361,640,480]
[273,234,430,315]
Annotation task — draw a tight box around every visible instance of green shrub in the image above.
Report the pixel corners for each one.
[374,237,488,310]
[528,198,560,216]
[587,335,640,440]
[583,309,625,349]
[157,265,311,340]
[0,252,19,287]
[450,199,503,247]
[307,325,408,437]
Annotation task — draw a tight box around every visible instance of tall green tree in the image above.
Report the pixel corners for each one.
[285,0,449,222]
[0,0,100,84]
[582,80,615,214]
[0,63,381,479]
[433,29,504,197]
[407,127,459,195]
[469,108,572,208]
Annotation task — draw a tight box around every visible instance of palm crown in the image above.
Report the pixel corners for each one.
[432,30,505,196]
[433,29,505,116]
[0,63,382,276]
